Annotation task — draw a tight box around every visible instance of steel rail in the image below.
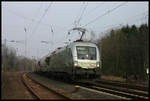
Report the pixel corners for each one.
[22,73,41,99]
[22,72,71,100]
[26,72,71,100]
[75,80,149,100]
[95,79,148,91]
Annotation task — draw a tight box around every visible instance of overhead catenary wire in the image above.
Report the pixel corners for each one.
[127,14,148,24]
[5,7,48,28]
[6,7,68,55]
[76,2,88,27]
[67,2,127,42]
[5,5,69,51]
[90,12,148,40]
[112,12,148,27]
[6,8,32,21]
[30,2,53,39]
[96,11,148,32]
[24,4,43,57]
[6,3,53,58]
[66,2,106,30]
[81,3,118,24]
[65,2,89,43]
[83,2,105,17]
[73,2,86,27]
[82,2,128,27]
[64,2,86,42]
[96,13,148,37]
[6,7,67,31]
[26,3,43,32]
[4,2,147,54]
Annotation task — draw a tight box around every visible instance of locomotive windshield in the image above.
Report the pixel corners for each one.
[76,46,96,60]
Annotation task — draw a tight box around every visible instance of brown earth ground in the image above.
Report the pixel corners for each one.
[1,71,35,100]
[1,71,148,99]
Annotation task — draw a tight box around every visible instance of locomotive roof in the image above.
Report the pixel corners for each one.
[39,41,97,60]
[69,41,97,47]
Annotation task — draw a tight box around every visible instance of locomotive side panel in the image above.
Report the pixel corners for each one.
[48,47,73,75]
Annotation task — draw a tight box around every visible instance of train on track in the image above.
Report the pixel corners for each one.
[37,39,101,79]
[36,27,102,79]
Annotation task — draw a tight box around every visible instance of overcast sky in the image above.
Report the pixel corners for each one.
[2,1,148,59]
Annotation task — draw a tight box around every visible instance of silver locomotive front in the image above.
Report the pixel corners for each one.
[72,42,101,78]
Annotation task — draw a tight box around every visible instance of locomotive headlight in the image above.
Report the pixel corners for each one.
[74,61,78,66]
[96,62,99,67]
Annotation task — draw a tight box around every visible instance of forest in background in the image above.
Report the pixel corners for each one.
[2,44,36,72]
[97,24,149,81]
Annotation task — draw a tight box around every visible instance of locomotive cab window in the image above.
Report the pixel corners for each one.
[76,46,96,60]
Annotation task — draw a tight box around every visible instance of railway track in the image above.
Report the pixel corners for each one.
[22,72,70,100]
[95,79,148,91]
[35,72,149,99]
[74,79,149,100]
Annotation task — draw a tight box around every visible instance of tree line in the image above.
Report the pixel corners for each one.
[2,44,36,72]
[97,24,149,81]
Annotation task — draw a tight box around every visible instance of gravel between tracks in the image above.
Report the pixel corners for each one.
[30,73,128,100]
